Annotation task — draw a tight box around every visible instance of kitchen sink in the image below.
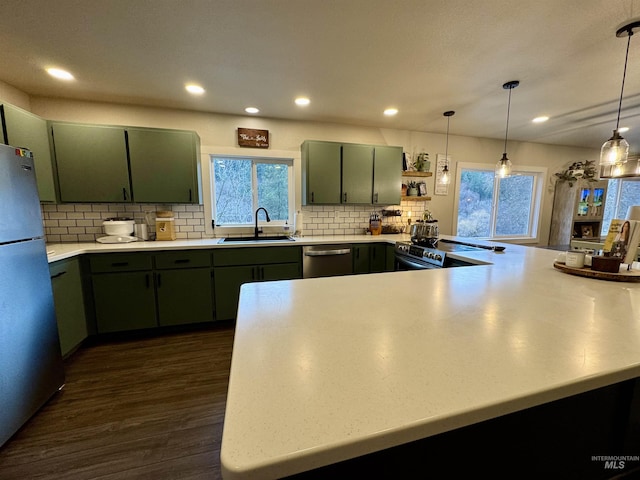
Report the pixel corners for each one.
[221,235,295,243]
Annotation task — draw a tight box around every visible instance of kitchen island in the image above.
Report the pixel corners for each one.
[221,241,640,479]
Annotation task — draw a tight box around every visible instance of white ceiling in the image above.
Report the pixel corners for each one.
[2,0,640,152]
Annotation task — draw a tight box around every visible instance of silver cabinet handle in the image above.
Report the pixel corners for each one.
[304,248,351,257]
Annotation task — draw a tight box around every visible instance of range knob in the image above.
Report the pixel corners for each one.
[434,254,442,261]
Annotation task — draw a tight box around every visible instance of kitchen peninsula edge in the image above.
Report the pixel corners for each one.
[221,241,640,479]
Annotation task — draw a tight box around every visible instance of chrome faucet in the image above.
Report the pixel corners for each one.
[254,207,271,238]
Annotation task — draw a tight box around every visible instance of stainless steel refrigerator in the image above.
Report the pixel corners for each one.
[0,143,64,447]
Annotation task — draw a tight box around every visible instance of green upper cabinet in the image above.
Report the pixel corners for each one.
[126,128,200,203]
[302,141,342,204]
[0,103,56,202]
[50,122,130,202]
[50,121,201,204]
[302,140,402,205]
[373,146,402,205]
[342,144,374,204]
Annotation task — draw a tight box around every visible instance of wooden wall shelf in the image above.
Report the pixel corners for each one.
[402,171,432,177]
[401,195,431,201]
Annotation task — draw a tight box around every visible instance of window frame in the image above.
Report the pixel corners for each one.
[207,151,296,236]
[453,162,547,242]
[602,177,640,235]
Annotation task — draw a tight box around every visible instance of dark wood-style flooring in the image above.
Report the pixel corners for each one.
[0,323,235,480]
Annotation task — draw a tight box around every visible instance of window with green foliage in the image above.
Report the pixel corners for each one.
[211,156,293,227]
[455,163,545,240]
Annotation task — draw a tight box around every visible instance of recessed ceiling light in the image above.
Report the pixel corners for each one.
[245,107,260,114]
[185,84,205,95]
[384,108,398,116]
[295,97,310,106]
[532,116,549,123]
[618,127,630,133]
[46,68,74,81]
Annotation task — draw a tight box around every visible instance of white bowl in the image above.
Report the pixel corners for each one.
[103,219,135,236]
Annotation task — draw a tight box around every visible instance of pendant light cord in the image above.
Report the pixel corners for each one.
[445,116,450,158]
[616,31,633,130]
[504,87,512,154]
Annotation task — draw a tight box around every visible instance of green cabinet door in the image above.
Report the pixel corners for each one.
[352,244,371,274]
[50,258,88,356]
[373,146,402,204]
[213,265,256,321]
[369,243,387,273]
[261,262,302,281]
[1,103,56,202]
[342,144,374,204]
[92,272,157,333]
[51,122,130,202]
[352,243,387,274]
[127,128,199,203]
[303,141,341,204]
[156,269,214,326]
[385,244,396,272]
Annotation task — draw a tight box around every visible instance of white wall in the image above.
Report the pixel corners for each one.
[0,80,31,110]
[29,96,598,245]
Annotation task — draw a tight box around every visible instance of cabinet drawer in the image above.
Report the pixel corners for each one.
[89,253,153,273]
[213,246,301,267]
[154,250,212,269]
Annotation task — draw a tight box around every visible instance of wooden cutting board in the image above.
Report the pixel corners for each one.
[553,261,640,282]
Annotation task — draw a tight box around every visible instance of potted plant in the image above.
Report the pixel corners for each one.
[415,152,430,172]
[407,181,418,196]
[554,160,597,187]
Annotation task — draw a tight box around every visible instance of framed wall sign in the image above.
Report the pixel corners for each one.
[237,128,269,148]
[435,154,450,195]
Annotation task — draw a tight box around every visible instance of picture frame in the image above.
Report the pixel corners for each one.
[581,225,593,238]
[418,182,427,196]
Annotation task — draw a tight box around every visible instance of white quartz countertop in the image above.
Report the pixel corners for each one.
[45,234,408,263]
[220,242,640,479]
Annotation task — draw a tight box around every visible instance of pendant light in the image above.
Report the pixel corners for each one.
[440,111,455,185]
[600,20,640,167]
[495,80,519,178]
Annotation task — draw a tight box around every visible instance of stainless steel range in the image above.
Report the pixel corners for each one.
[394,239,500,270]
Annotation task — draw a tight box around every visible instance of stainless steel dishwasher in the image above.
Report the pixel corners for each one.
[302,244,353,278]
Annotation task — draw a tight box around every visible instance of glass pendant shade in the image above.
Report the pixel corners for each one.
[600,130,629,166]
[441,164,450,184]
[495,153,512,178]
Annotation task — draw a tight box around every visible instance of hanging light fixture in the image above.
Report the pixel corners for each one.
[600,20,640,168]
[495,80,519,178]
[440,110,455,185]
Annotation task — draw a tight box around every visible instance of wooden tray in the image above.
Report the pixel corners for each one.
[553,261,640,282]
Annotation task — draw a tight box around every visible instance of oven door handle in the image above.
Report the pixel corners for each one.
[395,255,438,270]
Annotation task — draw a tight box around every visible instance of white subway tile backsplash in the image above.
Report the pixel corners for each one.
[42,203,207,243]
[42,199,430,243]
[298,201,427,236]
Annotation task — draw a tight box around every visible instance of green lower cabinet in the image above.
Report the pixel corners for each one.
[369,243,387,273]
[50,258,88,356]
[385,244,396,272]
[156,269,214,326]
[352,244,371,274]
[213,261,302,321]
[92,272,157,333]
[213,265,256,321]
[352,243,388,274]
[261,262,301,281]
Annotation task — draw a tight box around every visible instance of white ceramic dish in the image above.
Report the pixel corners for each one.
[102,219,135,236]
[96,235,139,244]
